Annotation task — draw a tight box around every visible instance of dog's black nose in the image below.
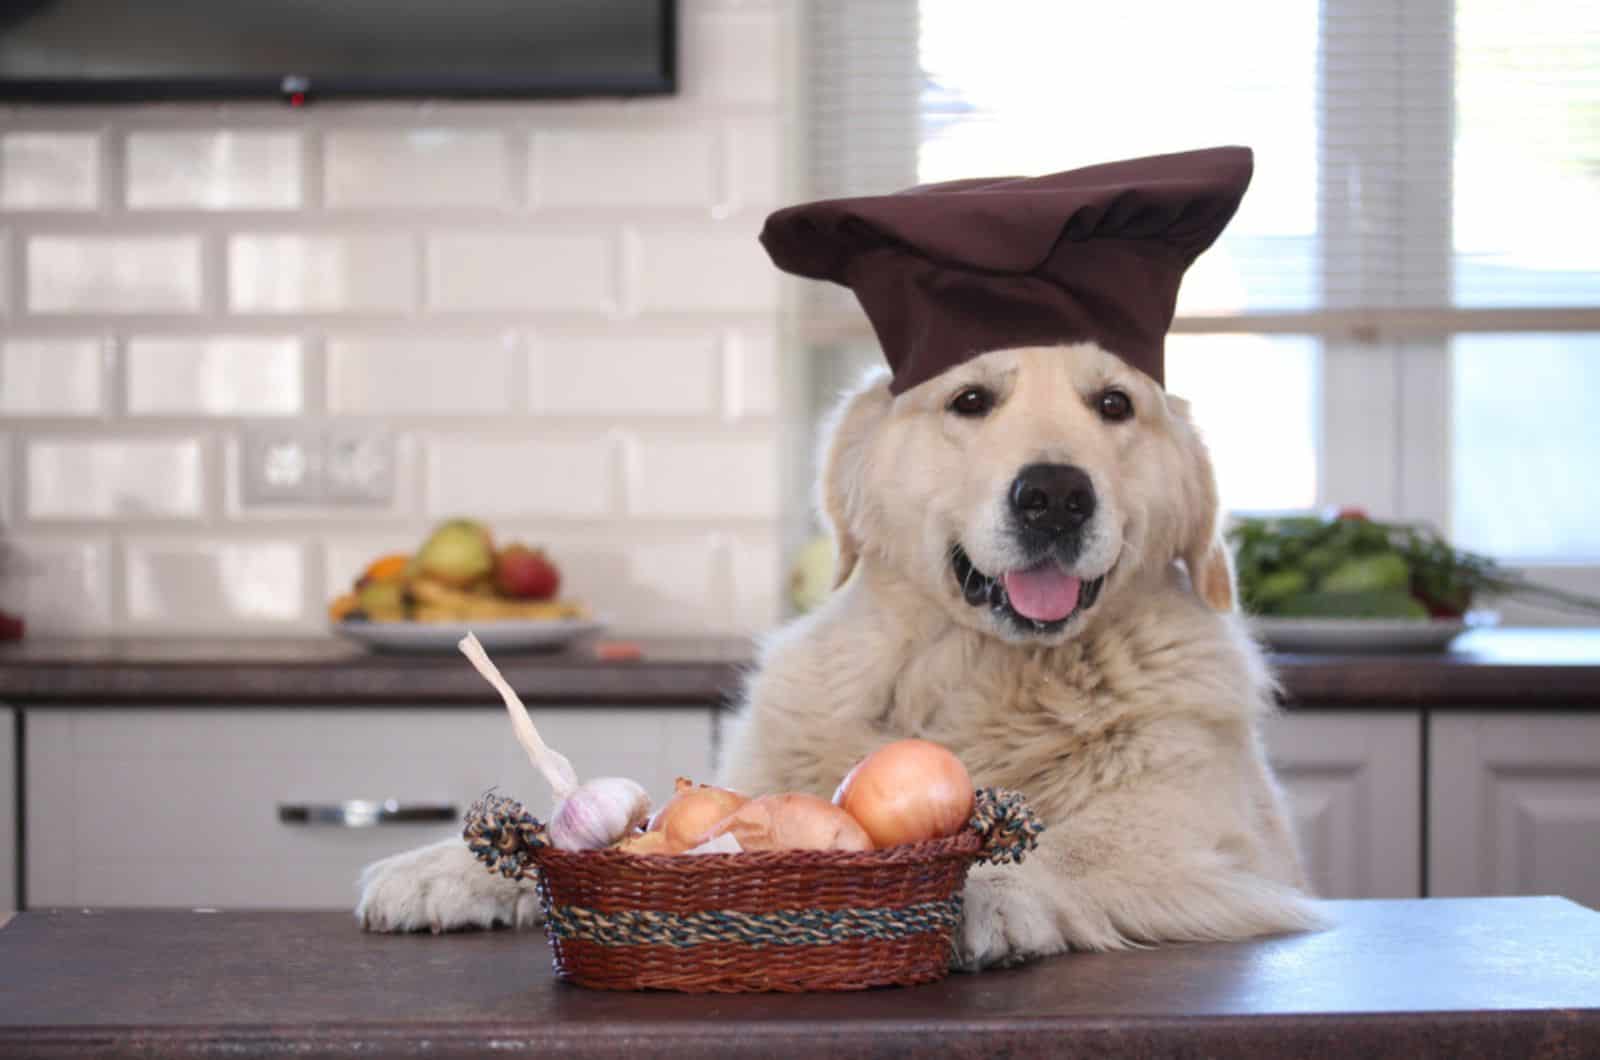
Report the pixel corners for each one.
[1010,463,1096,534]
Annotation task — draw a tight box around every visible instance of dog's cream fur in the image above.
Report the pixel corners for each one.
[357,343,1320,966]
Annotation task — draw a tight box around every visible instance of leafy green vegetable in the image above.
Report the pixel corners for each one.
[1228,511,1600,619]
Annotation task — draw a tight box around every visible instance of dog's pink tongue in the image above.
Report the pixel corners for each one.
[1001,566,1082,622]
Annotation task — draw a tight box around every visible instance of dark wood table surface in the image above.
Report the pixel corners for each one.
[3,628,1599,707]
[2,898,1597,1058]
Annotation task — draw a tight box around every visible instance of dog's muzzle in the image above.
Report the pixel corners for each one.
[951,544,1105,634]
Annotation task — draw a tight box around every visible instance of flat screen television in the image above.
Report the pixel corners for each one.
[0,0,676,102]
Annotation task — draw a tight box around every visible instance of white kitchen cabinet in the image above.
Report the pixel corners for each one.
[1,707,13,911]
[1429,713,1600,909]
[1261,711,1423,899]
[26,706,714,910]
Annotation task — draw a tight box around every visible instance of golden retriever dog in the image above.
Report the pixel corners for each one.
[357,341,1320,967]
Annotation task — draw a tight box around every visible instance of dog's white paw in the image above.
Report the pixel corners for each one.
[356,837,540,934]
[954,866,1066,971]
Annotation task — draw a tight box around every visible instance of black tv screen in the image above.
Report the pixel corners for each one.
[0,0,676,101]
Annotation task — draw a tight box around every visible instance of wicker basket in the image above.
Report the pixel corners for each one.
[463,788,1040,993]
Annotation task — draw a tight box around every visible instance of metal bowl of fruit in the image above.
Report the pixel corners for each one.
[1231,510,1599,654]
[328,519,601,653]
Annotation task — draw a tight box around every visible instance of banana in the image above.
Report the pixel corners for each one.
[409,577,588,622]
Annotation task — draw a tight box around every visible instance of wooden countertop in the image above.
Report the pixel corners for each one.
[1,898,1596,1058]
[1,628,1598,708]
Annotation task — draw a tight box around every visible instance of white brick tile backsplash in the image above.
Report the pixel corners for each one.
[0,537,112,634]
[533,333,718,416]
[26,438,204,520]
[681,10,782,105]
[728,535,781,632]
[726,327,780,418]
[0,132,99,210]
[328,335,518,414]
[426,437,616,518]
[427,232,614,313]
[27,236,203,314]
[126,131,301,210]
[125,336,303,416]
[2,20,788,637]
[630,225,778,313]
[725,118,784,209]
[0,338,104,415]
[533,127,716,209]
[326,129,512,208]
[229,233,415,313]
[624,435,778,518]
[125,539,304,627]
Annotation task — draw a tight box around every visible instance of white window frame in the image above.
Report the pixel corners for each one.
[801,0,1600,621]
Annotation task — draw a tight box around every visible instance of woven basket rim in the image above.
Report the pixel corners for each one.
[534,828,982,871]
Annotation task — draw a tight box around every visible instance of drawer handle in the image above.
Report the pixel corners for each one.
[277,800,460,827]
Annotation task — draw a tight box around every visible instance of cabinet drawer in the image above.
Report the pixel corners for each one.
[26,707,714,909]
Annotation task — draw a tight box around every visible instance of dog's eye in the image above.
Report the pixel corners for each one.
[1096,388,1134,422]
[948,386,995,418]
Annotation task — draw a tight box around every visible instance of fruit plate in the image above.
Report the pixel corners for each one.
[1252,611,1499,654]
[331,618,606,654]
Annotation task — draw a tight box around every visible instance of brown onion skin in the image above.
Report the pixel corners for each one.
[646,778,748,852]
[832,739,974,848]
[699,793,873,852]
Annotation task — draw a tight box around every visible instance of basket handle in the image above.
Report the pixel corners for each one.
[968,787,1045,865]
[463,793,547,881]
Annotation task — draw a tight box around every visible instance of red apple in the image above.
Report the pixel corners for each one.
[493,544,561,600]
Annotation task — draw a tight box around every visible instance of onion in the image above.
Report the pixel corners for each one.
[646,777,748,852]
[699,793,873,852]
[832,739,974,848]
[614,829,675,855]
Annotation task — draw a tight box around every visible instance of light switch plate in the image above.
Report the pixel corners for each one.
[239,424,395,507]
[240,427,322,506]
[323,427,395,504]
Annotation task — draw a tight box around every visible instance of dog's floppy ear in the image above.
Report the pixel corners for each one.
[1169,395,1237,613]
[816,370,892,589]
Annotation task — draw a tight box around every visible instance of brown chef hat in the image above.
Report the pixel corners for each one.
[759,145,1253,394]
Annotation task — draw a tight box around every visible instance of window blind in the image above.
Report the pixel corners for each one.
[805,0,1600,333]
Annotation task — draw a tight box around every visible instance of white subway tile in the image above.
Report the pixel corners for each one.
[0,338,104,415]
[125,539,304,626]
[533,333,718,416]
[533,128,716,209]
[0,537,112,634]
[0,132,99,210]
[426,437,615,518]
[26,438,204,520]
[27,236,202,313]
[126,131,301,210]
[631,225,778,312]
[625,436,778,518]
[328,335,517,414]
[229,234,415,313]
[524,531,726,635]
[728,536,781,633]
[726,327,779,418]
[0,434,10,524]
[427,231,613,313]
[326,129,511,208]
[725,118,784,210]
[681,10,782,105]
[126,336,303,416]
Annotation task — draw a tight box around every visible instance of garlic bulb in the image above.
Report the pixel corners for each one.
[458,633,653,851]
[548,776,651,851]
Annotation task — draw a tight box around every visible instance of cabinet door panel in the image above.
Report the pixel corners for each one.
[26,707,714,909]
[1261,712,1422,899]
[1430,713,1600,907]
